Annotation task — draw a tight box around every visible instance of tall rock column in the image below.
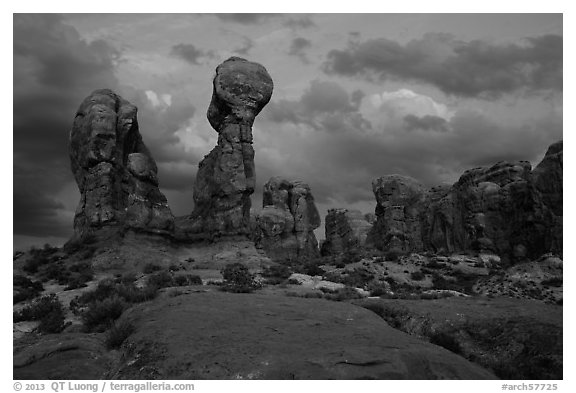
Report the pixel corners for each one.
[69,89,174,242]
[177,57,273,240]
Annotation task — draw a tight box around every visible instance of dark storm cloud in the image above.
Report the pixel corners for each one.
[13,14,120,238]
[267,80,374,136]
[265,80,367,131]
[214,13,280,24]
[13,14,197,239]
[259,82,561,208]
[284,15,315,29]
[171,43,215,65]
[403,114,450,132]
[324,33,562,98]
[288,37,312,63]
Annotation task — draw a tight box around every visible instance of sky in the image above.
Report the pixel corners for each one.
[12,13,563,250]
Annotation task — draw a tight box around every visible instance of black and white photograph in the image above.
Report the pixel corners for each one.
[8,6,567,385]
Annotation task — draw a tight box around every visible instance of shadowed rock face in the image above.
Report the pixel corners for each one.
[252,177,320,261]
[321,208,373,255]
[176,57,273,241]
[368,141,562,261]
[69,89,174,242]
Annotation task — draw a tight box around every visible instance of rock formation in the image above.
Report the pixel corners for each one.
[368,141,563,261]
[321,209,373,255]
[252,177,321,261]
[368,175,427,252]
[69,89,174,242]
[176,57,273,241]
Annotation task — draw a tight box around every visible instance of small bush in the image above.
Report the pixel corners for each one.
[174,274,202,286]
[262,264,292,279]
[146,271,174,289]
[410,271,425,281]
[13,275,44,304]
[385,248,404,262]
[341,268,374,288]
[322,286,363,301]
[142,263,162,274]
[541,277,562,287]
[81,296,126,332]
[14,294,66,334]
[220,263,261,293]
[105,319,136,349]
[367,281,390,296]
[23,245,58,274]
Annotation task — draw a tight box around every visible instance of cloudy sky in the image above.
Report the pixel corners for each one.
[13,13,563,250]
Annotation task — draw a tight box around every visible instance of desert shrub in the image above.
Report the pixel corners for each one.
[23,245,58,274]
[71,279,157,314]
[220,263,261,293]
[285,291,323,299]
[425,260,445,269]
[367,281,389,296]
[117,272,138,284]
[13,275,44,304]
[341,248,364,265]
[322,286,363,301]
[287,278,301,285]
[385,248,404,262]
[146,271,175,289]
[341,268,374,288]
[410,271,425,281]
[105,319,136,349]
[429,329,462,353]
[142,263,162,274]
[82,296,126,332]
[541,277,562,287]
[174,274,202,286]
[14,294,66,334]
[262,264,292,280]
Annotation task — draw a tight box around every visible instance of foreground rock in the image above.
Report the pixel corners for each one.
[321,208,373,255]
[368,141,563,262]
[252,177,320,261]
[14,333,113,379]
[176,57,273,241]
[356,296,562,379]
[110,291,495,379]
[69,89,174,243]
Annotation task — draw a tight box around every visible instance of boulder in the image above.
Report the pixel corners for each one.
[176,57,273,240]
[69,89,174,242]
[252,177,320,261]
[321,208,373,255]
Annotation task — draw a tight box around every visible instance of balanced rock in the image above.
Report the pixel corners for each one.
[176,57,273,240]
[252,177,320,261]
[321,208,373,255]
[69,89,174,242]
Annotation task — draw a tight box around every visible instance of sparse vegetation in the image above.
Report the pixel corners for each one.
[105,319,136,349]
[13,275,44,304]
[321,286,363,301]
[220,263,261,293]
[385,248,404,262]
[81,296,126,332]
[13,294,66,334]
[261,264,292,285]
[70,279,158,332]
[146,270,174,289]
[143,263,162,274]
